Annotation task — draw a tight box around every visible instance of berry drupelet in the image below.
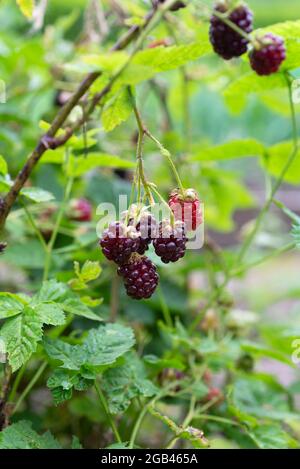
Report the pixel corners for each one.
[209,1,253,60]
[249,33,286,76]
[100,222,141,265]
[153,220,187,263]
[118,255,159,300]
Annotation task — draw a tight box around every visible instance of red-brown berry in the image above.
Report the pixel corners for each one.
[69,198,92,222]
[249,33,286,76]
[118,255,159,300]
[209,2,253,60]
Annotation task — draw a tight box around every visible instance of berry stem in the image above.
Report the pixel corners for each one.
[149,184,175,225]
[145,129,185,195]
[94,381,122,444]
[129,88,156,206]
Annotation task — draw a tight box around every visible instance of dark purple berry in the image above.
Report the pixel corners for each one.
[0,242,7,254]
[136,213,158,255]
[249,33,286,76]
[158,0,186,12]
[153,221,187,264]
[209,2,253,60]
[99,222,140,265]
[118,256,159,300]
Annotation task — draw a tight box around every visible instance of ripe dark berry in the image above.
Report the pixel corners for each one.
[118,256,159,300]
[209,2,253,60]
[249,33,286,76]
[169,188,202,231]
[158,0,186,12]
[153,220,187,264]
[100,222,140,265]
[69,198,92,222]
[0,242,7,254]
[136,213,158,255]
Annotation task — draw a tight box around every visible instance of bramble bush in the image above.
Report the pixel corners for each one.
[0,0,300,450]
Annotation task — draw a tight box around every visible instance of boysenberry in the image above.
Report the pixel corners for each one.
[153,220,187,263]
[69,198,92,222]
[209,2,253,60]
[169,188,202,231]
[100,222,140,265]
[249,33,286,76]
[118,255,159,300]
[122,206,158,255]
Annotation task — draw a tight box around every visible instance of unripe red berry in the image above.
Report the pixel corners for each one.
[69,198,92,222]
[168,188,202,231]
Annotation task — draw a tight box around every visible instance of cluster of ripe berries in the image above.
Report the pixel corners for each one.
[99,189,202,300]
[209,1,286,75]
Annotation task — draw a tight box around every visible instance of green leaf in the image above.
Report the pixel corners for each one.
[0,292,27,319]
[247,424,298,449]
[0,155,8,175]
[47,369,93,405]
[264,141,300,184]
[102,88,132,132]
[102,352,158,414]
[84,324,135,368]
[69,261,102,291]
[0,420,61,449]
[44,323,135,371]
[241,340,294,366]
[0,306,43,371]
[16,0,35,19]
[20,187,55,203]
[223,73,287,113]
[59,297,102,322]
[229,376,299,425]
[33,302,66,326]
[44,337,84,371]
[68,153,135,177]
[81,261,102,282]
[292,223,300,249]
[34,279,68,303]
[191,139,265,162]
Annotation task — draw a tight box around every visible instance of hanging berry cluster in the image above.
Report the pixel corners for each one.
[209,0,286,75]
[100,190,202,300]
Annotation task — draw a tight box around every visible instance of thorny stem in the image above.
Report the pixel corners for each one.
[94,381,122,444]
[166,396,197,449]
[0,364,12,430]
